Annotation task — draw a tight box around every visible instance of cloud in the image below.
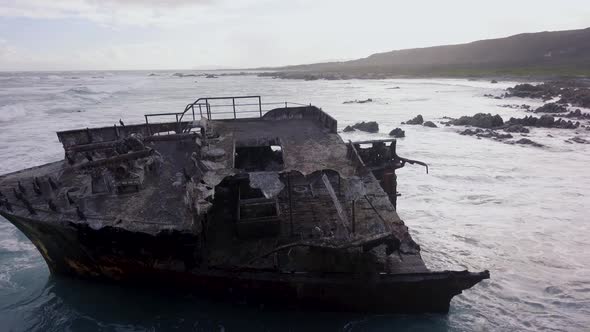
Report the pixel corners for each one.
[0,37,209,70]
[0,39,52,70]
[0,0,215,26]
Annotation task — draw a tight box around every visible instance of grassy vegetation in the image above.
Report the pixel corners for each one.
[422,65,590,78]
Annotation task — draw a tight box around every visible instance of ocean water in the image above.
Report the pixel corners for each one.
[0,71,589,331]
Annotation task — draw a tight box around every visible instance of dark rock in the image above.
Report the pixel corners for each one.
[459,128,512,140]
[405,115,424,125]
[343,98,373,104]
[459,128,481,136]
[512,138,544,147]
[450,113,504,128]
[343,125,355,132]
[505,81,590,109]
[389,128,405,138]
[423,121,438,128]
[534,102,568,113]
[538,115,555,127]
[499,104,531,110]
[491,80,498,84]
[570,136,590,144]
[504,124,530,133]
[506,115,579,129]
[173,73,198,77]
[352,121,379,133]
[560,109,590,120]
[492,132,513,139]
[505,83,559,100]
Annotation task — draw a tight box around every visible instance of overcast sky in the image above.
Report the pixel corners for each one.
[0,0,588,71]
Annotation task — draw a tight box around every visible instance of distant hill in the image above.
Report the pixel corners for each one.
[264,28,590,78]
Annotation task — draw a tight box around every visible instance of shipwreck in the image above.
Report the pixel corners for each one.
[0,96,489,313]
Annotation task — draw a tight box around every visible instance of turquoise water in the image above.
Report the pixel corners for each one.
[1,71,589,331]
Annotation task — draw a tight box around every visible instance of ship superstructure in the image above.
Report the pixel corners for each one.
[0,96,488,312]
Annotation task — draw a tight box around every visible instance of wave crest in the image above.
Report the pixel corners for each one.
[0,104,28,122]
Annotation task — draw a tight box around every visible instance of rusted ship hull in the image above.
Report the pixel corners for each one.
[1,211,488,313]
[0,99,490,314]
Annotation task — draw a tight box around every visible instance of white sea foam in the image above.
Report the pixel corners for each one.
[0,72,588,331]
[0,224,38,289]
[0,103,28,122]
[64,86,99,95]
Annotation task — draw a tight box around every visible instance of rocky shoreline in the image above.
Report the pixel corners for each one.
[336,80,590,148]
[505,81,590,108]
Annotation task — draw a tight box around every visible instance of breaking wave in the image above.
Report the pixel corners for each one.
[62,86,112,103]
[0,104,28,123]
[63,86,101,95]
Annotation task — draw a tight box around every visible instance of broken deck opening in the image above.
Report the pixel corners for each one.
[234,138,284,172]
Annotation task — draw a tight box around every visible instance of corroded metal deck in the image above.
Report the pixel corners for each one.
[0,99,489,313]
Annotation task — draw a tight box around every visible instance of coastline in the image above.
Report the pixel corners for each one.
[257,69,590,82]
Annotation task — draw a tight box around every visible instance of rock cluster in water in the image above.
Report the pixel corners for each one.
[499,104,532,110]
[343,98,373,104]
[402,115,440,128]
[503,124,530,133]
[445,113,504,128]
[443,113,580,130]
[505,81,590,108]
[343,121,379,133]
[507,115,579,129]
[560,109,590,120]
[567,136,590,144]
[389,128,405,138]
[442,111,585,147]
[534,102,568,113]
[403,115,424,125]
[172,73,198,78]
[509,138,544,148]
[460,128,513,140]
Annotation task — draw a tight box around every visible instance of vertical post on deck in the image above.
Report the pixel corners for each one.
[389,141,398,210]
[393,171,398,210]
[287,173,294,236]
[232,98,236,119]
[285,101,287,108]
[199,104,203,118]
[144,115,151,136]
[258,96,262,118]
[191,105,195,121]
[351,200,356,234]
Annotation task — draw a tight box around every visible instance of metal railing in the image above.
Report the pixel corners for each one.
[144,96,310,133]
